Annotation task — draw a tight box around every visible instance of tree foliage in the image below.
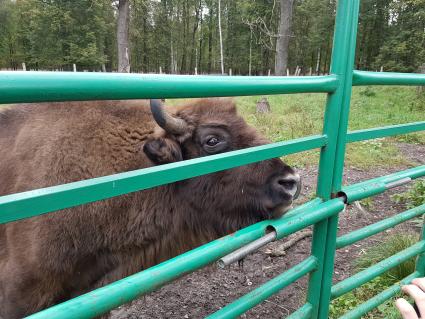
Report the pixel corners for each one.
[0,0,423,74]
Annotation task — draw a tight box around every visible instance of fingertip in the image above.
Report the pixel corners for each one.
[396,298,408,307]
[395,298,418,318]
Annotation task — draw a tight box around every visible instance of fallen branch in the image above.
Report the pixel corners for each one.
[264,229,313,257]
[353,200,371,216]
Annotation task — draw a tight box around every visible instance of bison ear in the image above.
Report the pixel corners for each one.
[143,137,183,165]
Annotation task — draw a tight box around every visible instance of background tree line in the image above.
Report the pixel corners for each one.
[0,0,424,74]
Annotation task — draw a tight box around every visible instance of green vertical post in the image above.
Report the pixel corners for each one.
[415,217,425,276]
[307,0,361,318]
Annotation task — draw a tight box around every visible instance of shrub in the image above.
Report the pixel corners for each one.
[359,87,377,97]
[392,180,425,209]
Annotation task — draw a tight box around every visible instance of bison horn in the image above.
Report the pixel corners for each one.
[150,99,188,135]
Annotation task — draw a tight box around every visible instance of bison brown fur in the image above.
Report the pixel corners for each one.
[0,98,300,318]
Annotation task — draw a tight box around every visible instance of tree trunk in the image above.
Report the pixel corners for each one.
[248,28,253,76]
[179,1,188,74]
[275,0,294,76]
[207,4,214,74]
[315,48,321,75]
[218,0,224,74]
[117,0,130,73]
[142,14,148,72]
[189,0,202,74]
[198,5,204,73]
[169,4,176,73]
[256,97,271,113]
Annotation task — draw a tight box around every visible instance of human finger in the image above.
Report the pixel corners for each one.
[396,298,419,319]
[412,278,425,292]
[402,284,425,317]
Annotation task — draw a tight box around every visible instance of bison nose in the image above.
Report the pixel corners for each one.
[272,173,301,200]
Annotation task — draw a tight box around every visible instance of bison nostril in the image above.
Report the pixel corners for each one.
[277,179,296,189]
[274,173,301,199]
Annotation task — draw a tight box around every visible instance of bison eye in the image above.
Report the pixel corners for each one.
[202,135,228,154]
[206,137,219,146]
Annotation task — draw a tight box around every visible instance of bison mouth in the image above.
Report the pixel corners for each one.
[247,200,294,224]
[269,202,294,218]
[261,196,295,219]
[218,200,294,235]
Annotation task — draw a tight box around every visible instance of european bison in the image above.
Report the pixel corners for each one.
[0,98,300,318]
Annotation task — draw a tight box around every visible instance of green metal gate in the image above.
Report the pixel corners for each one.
[1,0,425,317]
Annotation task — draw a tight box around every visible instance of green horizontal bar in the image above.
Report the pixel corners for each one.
[284,198,323,218]
[342,165,425,203]
[286,303,313,319]
[353,70,425,86]
[0,72,339,104]
[269,198,345,239]
[0,134,326,224]
[26,220,270,319]
[206,257,318,319]
[337,204,425,249]
[331,241,425,299]
[340,271,420,319]
[347,121,425,143]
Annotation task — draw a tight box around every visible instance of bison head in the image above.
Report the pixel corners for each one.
[143,98,301,234]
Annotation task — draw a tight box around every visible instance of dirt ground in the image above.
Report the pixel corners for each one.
[110,142,425,319]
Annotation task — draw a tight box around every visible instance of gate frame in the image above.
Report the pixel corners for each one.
[1,0,425,317]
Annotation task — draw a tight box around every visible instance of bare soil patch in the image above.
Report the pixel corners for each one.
[111,143,425,318]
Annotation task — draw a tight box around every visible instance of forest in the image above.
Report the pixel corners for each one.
[0,0,424,75]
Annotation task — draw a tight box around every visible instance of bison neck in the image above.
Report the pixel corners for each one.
[87,186,222,286]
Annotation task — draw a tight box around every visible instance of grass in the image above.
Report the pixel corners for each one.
[329,232,420,319]
[235,86,424,168]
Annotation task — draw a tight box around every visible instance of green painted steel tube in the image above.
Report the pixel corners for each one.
[342,165,425,203]
[26,220,271,319]
[415,241,425,277]
[269,198,345,239]
[306,219,330,318]
[353,70,425,86]
[0,72,339,104]
[347,121,425,143]
[415,203,425,277]
[331,241,425,299]
[336,204,425,249]
[286,303,314,319]
[330,0,361,196]
[339,271,420,319]
[206,257,318,319]
[0,134,326,224]
[342,182,387,203]
[284,197,323,218]
[315,0,361,318]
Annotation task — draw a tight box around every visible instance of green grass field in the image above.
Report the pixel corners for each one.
[234,86,425,168]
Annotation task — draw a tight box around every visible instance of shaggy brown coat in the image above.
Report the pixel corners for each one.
[0,99,298,318]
